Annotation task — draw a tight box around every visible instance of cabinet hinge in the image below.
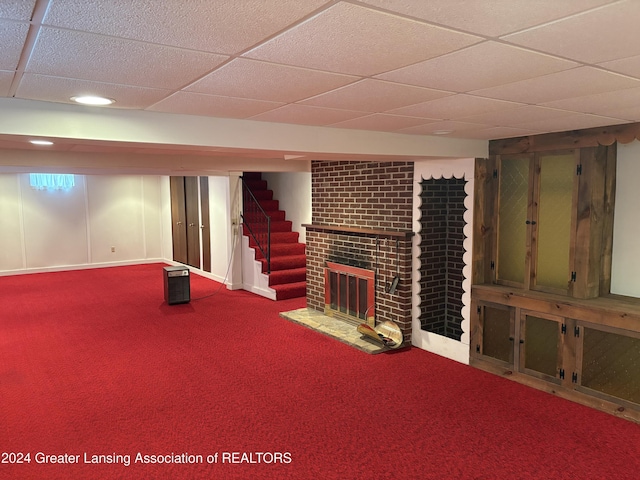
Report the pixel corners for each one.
[493,169,498,179]
[570,271,577,282]
[574,326,580,338]
[476,344,480,353]
[490,261,495,270]
[576,164,582,175]
[561,323,567,334]
[572,372,578,384]
[559,369,565,380]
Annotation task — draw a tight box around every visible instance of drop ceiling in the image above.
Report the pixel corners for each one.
[1,0,640,166]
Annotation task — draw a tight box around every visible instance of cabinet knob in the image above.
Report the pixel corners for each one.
[189,223,195,227]
[525,220,537,225]
[176,221,182,225]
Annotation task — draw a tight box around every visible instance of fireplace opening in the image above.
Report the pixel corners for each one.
[419,177,466,341]
[325,262,375,327]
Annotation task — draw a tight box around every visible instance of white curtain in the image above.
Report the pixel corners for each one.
[29,174,75,190]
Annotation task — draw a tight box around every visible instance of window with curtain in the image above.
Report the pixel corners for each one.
[29,174,75,190]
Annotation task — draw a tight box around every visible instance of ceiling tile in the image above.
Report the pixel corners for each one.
[186,58,358,103]
[471,67,640,104]
[0,70,13,95]
[0,20,29,70]
[459,105,576,126]
[299,79,452,112]
[431,126,544,140]
[542,87,640,116]
[398,120,490,136]
[148,91,284,118]
[43,0,331,54]
[378,41,578,92]
[503,1,640,64]
[329,113,431,131]
[250,104,368,125]
[599,55,640,80]
[514,113,628,132]
[359,0,615,37]
[244,2,481,76]
[26,27,229,89]
[0,0,36,20]
[15,74,173,108]
[388,94,523,119]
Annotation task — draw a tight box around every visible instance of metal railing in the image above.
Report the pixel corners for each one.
[240,176,271,274]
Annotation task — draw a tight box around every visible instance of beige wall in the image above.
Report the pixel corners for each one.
[0,173,166,274]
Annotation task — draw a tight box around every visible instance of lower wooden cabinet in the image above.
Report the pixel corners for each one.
[471,286,640,422]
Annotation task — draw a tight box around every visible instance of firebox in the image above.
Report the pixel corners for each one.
[324,262,375,327]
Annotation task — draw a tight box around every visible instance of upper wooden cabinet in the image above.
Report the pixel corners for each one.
[474,144,616,299]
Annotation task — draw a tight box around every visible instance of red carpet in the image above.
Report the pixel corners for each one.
[1,264,639,480]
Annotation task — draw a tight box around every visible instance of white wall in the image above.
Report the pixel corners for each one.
[611,141,640,297]
[0,173,167,274]
[262,171,311,243]
[412,158,474,365]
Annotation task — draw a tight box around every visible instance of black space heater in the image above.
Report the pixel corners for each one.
[163,266,190,305]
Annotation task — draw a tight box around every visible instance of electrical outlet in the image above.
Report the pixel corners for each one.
[111,246,116,253]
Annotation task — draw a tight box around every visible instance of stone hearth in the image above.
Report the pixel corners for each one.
[280,308,389,354]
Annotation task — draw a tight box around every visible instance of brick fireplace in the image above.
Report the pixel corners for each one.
[305,161,414,344]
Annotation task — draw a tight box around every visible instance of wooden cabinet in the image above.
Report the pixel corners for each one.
[475,145,615,300]
[496,151,577,295]
[475,302,567,384]
[471,286,640,422]
[472,130,639,422]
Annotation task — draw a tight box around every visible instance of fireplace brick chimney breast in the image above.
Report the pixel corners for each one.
[306,161,414,343]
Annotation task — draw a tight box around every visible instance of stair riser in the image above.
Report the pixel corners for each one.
[260,256,307,272]
[243,221,292,233]
[243,211,286,222]
[254,244,306,259]
[249,233,299,246]
[268,269,306,286]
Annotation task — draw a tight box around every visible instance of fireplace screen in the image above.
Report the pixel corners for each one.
[325,262,375,326]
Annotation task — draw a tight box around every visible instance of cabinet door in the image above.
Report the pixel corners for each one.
[577,322,640,407]
[496,154,530,287]
[475,302,515,366]
[532,152,577,293]
[519,311,564,384]
[495,151,578,295]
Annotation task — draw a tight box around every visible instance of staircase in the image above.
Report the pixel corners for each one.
[242,172,307,300]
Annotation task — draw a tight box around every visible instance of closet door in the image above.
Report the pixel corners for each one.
[199,177,211,272]
[184,176,201,269]
[170,176,203,269]
[170,176,188,265]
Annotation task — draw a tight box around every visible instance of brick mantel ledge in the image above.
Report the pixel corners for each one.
[303,224,413,239]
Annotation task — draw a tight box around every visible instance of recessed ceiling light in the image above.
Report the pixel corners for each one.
[70,95,115,106]
[432,130,454,135]
[29,139,54,146]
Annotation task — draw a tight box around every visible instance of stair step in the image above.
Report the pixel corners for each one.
[257,199,279,211]
[255,243,305,260]
[261,254,306,272]
[243,172,262,180]
[268,267,306,286]
[272,281,307,300]
[250,189,273,201]
[243,220,292,234]
[243,210,286,222]
[249,232,299,246]
[244,179,267,191]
